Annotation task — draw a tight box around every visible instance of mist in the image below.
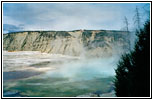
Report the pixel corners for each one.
[43,54,120,82]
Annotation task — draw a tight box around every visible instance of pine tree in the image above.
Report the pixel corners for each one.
[114,21,150,97]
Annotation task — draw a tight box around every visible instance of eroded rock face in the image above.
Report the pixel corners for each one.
[3,30,129,57]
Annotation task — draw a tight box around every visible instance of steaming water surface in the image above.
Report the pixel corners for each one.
[3,51,118,97]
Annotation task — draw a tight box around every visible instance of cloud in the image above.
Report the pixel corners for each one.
[3,16,22,26]
[3,24,24,33]
[3,3,150,32]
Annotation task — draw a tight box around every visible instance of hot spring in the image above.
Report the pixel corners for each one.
[3,51,119,97]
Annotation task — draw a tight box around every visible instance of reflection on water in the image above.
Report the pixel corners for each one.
[3,51,117,97]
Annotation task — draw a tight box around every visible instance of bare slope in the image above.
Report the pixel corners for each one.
[3,30,129,57]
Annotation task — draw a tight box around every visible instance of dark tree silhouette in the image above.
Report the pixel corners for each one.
[114,20,150,97]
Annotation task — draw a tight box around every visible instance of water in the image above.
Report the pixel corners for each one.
[3,51,118,97]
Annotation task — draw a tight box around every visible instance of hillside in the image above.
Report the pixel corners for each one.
[3,30,130,57]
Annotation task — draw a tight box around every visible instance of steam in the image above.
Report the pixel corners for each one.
[45,55,120,81]
[44,32,124,81]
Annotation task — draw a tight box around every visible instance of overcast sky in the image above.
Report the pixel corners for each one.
[3,3,150,33]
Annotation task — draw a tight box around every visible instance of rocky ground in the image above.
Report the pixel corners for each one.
[3,30,129,57]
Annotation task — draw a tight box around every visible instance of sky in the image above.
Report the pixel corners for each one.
[3,3,150,33]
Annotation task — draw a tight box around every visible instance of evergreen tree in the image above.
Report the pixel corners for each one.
[114,21,150,97]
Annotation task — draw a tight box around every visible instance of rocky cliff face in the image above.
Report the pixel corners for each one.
[3,30,129,57]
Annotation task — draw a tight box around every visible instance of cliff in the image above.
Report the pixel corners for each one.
[3,30,130,57]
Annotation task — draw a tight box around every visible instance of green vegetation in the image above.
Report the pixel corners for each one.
[114,21,150,97]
